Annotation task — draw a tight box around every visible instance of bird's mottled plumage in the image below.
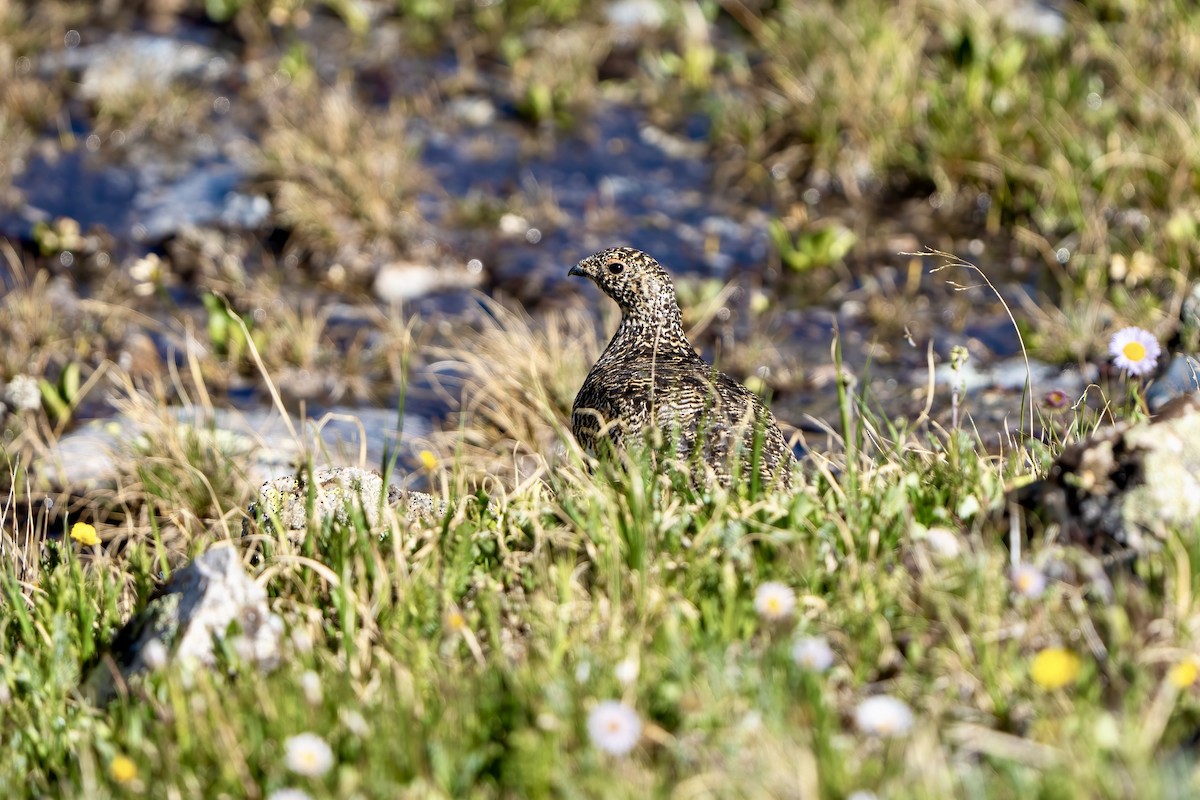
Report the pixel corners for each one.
[570,246,795,489]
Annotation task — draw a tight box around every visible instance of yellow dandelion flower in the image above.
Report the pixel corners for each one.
[70,522,100,547]
[109,754,138,784]
[446,610,467,633]
[418,450,439,471]
[1030,647,1081,690]
[1170,659,1199,689]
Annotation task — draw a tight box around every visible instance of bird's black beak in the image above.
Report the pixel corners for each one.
[568,264,586,278]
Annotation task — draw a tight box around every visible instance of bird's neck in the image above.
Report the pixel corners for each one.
[600,307,697,364]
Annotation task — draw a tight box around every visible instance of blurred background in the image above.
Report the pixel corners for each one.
[1,0,1194,497]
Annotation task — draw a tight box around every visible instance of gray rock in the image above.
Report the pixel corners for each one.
[42,33,230,99]
[1017,393,1200,551]
[1146,354,1200,412]
[36,406,432,490]
[934,357,1096,394]
[87,545,282,703]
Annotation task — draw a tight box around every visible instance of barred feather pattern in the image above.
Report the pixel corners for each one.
[569,247,795,489]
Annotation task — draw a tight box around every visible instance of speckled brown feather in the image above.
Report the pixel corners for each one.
[570,247,795,489]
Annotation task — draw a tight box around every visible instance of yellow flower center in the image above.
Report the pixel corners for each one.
[767,598,780,613]
[1121,341,1146,362]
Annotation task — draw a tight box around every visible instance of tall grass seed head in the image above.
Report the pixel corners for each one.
[1109,327,1160,376]
[587,700,642,756]
[301,670,322,706]
[754,581,797,621]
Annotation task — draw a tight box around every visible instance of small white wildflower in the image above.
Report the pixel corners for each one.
[847,792,879,800]
[791,636,835,672]
[586,700,642,756]
[339,709,369,737]
[300,670,322,706]
[267,789,312,800]
[142,638,169,670]
[283,732,335,777]
[923,526,962,558]
[4,374,41,412]
[614,658,639,686]
[753,581,796,621]
[854,695,914,737]
[574,661,592,684]
[1010,562,1047,599]
[1109,326,1160,376]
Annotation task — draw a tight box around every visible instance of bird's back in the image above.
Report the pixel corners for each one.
[572,345,794,488]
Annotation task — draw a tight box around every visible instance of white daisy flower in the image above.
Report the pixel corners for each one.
[854,695,914,737]
[753,581,796,621]
[586,700,642,756]
[339,709,369,737]
[1010,562,1047,599]
[791,636,835,672]
[283,732,335,777]
[1109,326,1160,376]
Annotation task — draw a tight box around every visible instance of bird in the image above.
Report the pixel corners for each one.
[569,246,795,489]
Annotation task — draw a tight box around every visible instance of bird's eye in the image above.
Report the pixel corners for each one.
[607,261,625,274]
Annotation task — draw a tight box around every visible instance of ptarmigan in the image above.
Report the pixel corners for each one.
[569,246,795,489]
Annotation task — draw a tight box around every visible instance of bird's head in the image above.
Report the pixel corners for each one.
[568,247,679,320]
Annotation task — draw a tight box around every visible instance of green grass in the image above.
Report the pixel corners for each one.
[5,338,1200,797]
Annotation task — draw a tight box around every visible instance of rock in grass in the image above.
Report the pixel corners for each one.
[1016,393,1200,551]
[569,246,795,489]
[245,467,445,540]
[87,545,282,703]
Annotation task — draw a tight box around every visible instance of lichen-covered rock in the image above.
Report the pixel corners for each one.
[87,545,282,702]
[1017,393,1200,551]
[245,467,445,540]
